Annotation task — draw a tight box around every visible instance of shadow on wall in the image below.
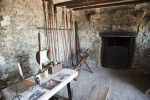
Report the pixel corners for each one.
[14,45,32,77]
[15,52,32,77]
[135,47,150,73]
[143,47,150,57]
[85,10,96,22]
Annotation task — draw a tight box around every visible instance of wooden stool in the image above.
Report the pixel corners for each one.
[73,50,93,80]
[86,86,110,100]
[74,50,93,71]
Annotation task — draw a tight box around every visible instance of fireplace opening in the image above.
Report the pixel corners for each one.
[100,32,136,70]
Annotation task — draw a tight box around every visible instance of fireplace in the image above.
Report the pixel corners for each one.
[100,32,136,69]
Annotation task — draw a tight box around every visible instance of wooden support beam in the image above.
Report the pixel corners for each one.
[66,0,125,8]
[73,0,150,11]
[55,0,126,7]
[55,0,93,7]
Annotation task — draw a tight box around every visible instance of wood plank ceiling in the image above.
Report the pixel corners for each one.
[54,0,150,11]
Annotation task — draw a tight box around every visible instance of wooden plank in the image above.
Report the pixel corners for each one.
[73,0,150,11]
[55,0,93,7]
[145,88,150,94]
[55,0,125,7]
[86,86,110,100]
[9,81,31,93]
[0,92,2,99]
[96,87,110,100]
[66,0,125,8]
[22,80,35,86]
[86,86,100,100]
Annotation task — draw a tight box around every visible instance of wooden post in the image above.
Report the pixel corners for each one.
[75,21,79,63]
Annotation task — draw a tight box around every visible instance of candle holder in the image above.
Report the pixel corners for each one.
[34,75,41,85]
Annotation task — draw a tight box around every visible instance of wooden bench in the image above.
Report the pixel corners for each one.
[145,88,150,94]
[86,86,110,100]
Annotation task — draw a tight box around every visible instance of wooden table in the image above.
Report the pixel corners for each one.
[2,69,78,100]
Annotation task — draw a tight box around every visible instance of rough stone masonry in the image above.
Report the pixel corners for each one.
[0,0,74,77]
[75,3,150,73]
[0,0,150,77]
[0,0,44,75]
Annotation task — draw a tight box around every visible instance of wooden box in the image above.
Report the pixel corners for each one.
[42,63,63,74]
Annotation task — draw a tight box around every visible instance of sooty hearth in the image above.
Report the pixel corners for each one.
[100,32,136,70]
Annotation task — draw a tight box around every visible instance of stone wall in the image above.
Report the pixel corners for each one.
[0,0,44,75]
[0,0,76,77]
[75,3,150,73]
[0,0,149,77]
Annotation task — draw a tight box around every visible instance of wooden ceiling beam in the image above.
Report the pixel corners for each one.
[55,0,92,7]
[66,0,126,8]
[55,0,125,7]
[73,0,150,11]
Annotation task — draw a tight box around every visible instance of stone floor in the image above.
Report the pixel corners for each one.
[57,66,150,100]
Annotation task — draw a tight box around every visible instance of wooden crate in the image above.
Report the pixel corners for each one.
[42,63,63,74]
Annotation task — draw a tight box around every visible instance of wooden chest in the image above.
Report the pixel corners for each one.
[42,63,63,74]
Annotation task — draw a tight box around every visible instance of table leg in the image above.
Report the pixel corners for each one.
[67,82,72,100]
